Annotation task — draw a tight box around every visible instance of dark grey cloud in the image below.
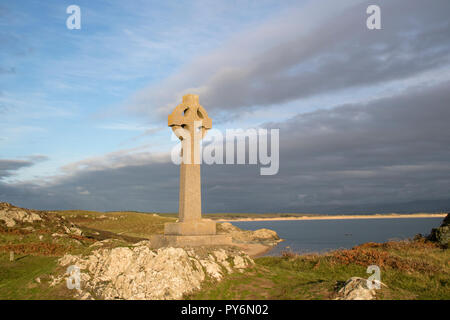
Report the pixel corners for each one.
[0,162,179,212]
[130,0,450,118]
[201,0,450,110]
[249,80,450,212]
[2,1,450,213]
[3,81,450,213]
[0,159,35,179]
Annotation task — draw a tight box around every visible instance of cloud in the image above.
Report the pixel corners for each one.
[255,80,450,212]
[58,146,168,177]
[0,155,48,181]
[2,81,450,213]
[2,1,449,214]
[0,159,35,179]
[128,0,450,120]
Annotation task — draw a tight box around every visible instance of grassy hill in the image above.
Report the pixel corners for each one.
[0,206,448,300]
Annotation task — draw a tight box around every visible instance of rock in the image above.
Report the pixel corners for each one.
[0,202,84,237]
[57,244,253,300]
[52,233,66,237]
[252,228,280,241]
[0,202,42,227]
[79,291,94,300]
[335,277,386,300]
[220,222,241,232]
[218,222,281,246]
[233,255,250,270]
[213,249,232,272]
[427,214,450,248]
[49,274,64,287]
[89,238,123,248]
[69,227,83,236]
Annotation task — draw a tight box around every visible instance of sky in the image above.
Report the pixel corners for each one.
[1,0,450,213]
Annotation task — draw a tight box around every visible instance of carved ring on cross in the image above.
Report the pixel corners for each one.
[168,94,212,141]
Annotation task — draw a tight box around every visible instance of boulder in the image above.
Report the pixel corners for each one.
[218,222,281,246]
[0,202,42,227]
[427,213,450,248]
[56,244,254,300]
[0,202,83,236]
[335,277,385,300]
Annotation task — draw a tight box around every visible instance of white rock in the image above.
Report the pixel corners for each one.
[335,277,386,300]
[233,255,248,269]
[57,244,253,300]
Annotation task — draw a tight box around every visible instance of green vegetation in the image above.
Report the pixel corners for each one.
[54,210,176,238]
[188,240,450,300]
[0,209,448,300]
[0,253,73,299]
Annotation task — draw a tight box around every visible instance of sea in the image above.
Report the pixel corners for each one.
[230,217,443,256]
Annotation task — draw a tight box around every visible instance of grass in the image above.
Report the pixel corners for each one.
[0,252,74,299]
[187,256,366,300]
[0,209,448,300]
[188,240,450,300]
[53,210,176,238]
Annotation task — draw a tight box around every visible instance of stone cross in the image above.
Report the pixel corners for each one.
[165,94,216,235]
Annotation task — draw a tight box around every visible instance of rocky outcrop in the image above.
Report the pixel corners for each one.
[0,202,42,227]
[0,202,82,236]
[335,277,386,300]
[427,213,450,248]
[56,242,254,300]
[218,222,282,246]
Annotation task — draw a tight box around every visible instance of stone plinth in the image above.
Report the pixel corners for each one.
[164,219,216,236]
[150,234,232,248]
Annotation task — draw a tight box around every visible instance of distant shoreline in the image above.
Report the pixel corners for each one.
[216,213,446,222]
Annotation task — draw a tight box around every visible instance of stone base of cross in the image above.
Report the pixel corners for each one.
[165,217,216,236]
[150,94,231,247]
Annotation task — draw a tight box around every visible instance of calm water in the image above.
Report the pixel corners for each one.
[231,218,443,256]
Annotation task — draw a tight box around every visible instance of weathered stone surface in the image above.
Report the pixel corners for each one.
[168,94,211,225]
[164,219,216,236]
[218,222,282,246]
[163,94,225,245]
[335,277,386,300]
[427,213,450,248]
[150,234,232,247]
[57,244,254,300]
[0,202,42,227]
[0,202,82,236]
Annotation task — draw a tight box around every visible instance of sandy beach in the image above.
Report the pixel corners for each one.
[217,213,447,222]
